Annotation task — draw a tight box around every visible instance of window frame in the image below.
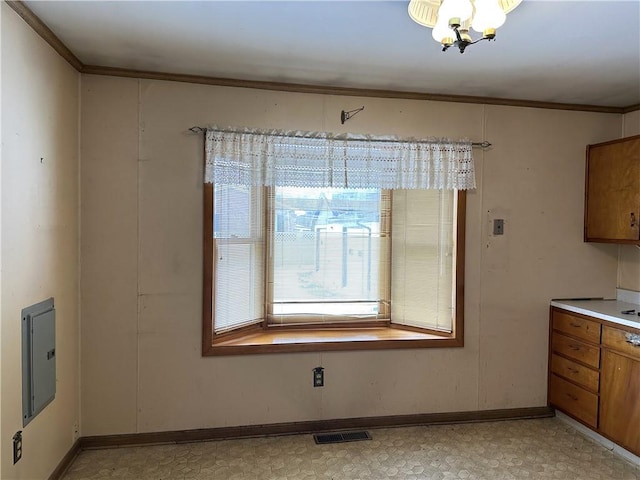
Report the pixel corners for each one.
[202,183,466,356]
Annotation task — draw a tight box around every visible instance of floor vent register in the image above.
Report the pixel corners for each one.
[313,431,372,445]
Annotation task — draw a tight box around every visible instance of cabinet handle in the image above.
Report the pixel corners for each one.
[569,322,581,328]
[567,367,579,374]
[632,212,637,228]
[566,393,578,401]
[569,345,581,351]
[625,333,640,346]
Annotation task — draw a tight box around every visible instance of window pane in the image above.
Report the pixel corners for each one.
[213,185,264,333]
[269,187,388,322]
[391,189,455,332]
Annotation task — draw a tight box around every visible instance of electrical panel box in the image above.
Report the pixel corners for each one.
[22,298,56,426]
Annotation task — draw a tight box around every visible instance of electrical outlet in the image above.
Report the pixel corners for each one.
[313,367,324,387]
[72,422,79,442]
[13,431,22,464]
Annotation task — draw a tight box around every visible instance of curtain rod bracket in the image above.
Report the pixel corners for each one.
[341,106,365,124]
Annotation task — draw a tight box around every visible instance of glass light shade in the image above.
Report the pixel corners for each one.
[438,0,473,24]
[408,0,441,28]
[496,0,522,15]
[432,20,456,44]
[471,0,507,32]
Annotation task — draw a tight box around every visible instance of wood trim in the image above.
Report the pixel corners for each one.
[584,143,590,243]
[622,104,640,114]
[455,190,466,347]
[81,65,628,114]
[5,1,84,71]
[207,337,462,356]
[79,406,553,449]
[202,183,214,355]
[47,439,81,480]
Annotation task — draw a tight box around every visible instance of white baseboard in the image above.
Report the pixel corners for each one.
[555,411,640,468]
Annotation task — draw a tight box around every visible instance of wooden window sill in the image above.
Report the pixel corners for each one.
[205,326,462,355]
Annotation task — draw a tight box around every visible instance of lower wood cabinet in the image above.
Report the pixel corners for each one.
[600,329,640,455]
[548,308,640,456]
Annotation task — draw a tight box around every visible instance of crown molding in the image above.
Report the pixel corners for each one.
[6,0,83,71]
[6,0,636,114]
[622,104,640,114]
[81,65,626,114]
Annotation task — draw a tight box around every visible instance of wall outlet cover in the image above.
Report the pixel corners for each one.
[493,219,505,235]
[13,431,22,464]
[313,367,324,387]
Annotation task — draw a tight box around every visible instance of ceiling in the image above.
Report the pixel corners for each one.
[23,0,640,109]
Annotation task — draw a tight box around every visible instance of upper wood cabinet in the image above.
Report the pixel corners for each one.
[584,135,640,243]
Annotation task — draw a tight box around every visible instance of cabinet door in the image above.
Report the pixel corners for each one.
[599,350,640,456]
[585,135,640,242]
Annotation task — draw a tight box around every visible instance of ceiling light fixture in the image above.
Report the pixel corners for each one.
[408,0,522,53]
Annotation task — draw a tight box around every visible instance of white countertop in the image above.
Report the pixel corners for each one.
[551,298,640,330]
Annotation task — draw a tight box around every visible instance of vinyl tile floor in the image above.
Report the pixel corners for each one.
[62,418,640,480]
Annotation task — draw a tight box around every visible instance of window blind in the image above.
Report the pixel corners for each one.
[390,189,456,332]
[213,185,264,333]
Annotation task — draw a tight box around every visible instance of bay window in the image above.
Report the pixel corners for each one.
[202,128,474,354]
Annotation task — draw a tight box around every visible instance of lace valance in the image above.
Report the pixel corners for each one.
[204,127,476,190]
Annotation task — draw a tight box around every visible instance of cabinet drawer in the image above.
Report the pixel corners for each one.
[552,333,600,368]
[602,326,640,360]
[550,354,599,392]
[553,310,601,344]
[549,374,598,428]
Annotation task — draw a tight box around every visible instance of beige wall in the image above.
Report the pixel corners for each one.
[617,110,640,292]
[1,4,80,479]
[80,75,621,436]
[623,110,640,137]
